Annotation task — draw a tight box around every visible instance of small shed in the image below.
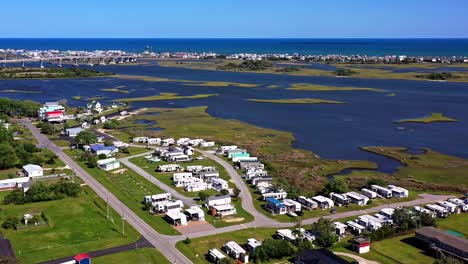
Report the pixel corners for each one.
[352,237,370,254]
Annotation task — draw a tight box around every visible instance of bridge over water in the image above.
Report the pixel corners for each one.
[0,55,139,68]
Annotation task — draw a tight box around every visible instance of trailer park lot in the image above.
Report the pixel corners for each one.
[18,117,466,264]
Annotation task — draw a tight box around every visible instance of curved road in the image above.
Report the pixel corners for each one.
[21,119,192,264]
[25,124,455,264]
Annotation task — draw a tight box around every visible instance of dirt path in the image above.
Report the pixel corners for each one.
[334,252,381,264]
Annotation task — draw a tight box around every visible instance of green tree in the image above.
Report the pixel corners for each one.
[2,216,19,230]
[75,130,97,145]
[220,189,229,195]
[103,139,114,146]
[323,177,349,195]
[0,127,13,142]
[40,122,57,135]
[87,156,98,168]
[420,212,436,227]
[183,237,192,244]
[98,154,108,159]
[198,191,209,202]
[311,217,338,247]
[233,188,241,198]
[367,178,386,187]
[3,189,25,205]
[0,142,19,169]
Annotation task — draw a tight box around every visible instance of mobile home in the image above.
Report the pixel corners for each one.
[361,188,377,199]
[370,185,393,198]
[312,195,334,209]
[297,196,318,210]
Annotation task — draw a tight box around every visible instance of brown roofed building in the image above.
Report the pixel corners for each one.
[415,226,468,262]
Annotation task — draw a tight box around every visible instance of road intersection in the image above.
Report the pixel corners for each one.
[22,119,455,264]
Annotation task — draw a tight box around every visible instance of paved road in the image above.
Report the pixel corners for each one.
[119,152,197,207]
[21,119,192,264]
[195,149,279,226]
[40,236,153,264]
[334,252,381,264]
[27,125,455,263]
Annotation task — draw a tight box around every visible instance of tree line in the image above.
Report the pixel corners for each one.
[3,180,81,205]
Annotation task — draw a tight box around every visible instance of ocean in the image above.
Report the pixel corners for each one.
[1,38,468,56]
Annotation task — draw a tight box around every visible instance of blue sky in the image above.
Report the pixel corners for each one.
[2,0,467,38]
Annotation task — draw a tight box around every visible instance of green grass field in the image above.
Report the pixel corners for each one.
[92,248,171,264]
[436,213,468,237]
[0,187,139,264]
[397,112,458,123]
[288,83,385,92]
[114,92,218,102]
[156,59,468,82]
[64,149,180,235]
[247,98,346,104]
[362,146,468,188]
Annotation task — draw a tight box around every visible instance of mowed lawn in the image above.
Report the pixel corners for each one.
[176,228,278,264]
[64,149,180,235]
[370,234,435,264]
[92,248,171,264]
[437,213,468,237]
[0,187,140,264]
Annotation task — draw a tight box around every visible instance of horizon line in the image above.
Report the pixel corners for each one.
[1,37,468,40]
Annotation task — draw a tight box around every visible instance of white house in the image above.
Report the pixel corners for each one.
[147,138,161,145]
[361,188,377,199]
[262,191,288,200]
[177,138,190,145]
[185,181,210,192]
[157,164,181,172]
[246,238,262,253]
[312,195,334,209]
[22,164,43,177]
[97,158,121,171]
[144,193,171,204]
[201,141,215,148]
[206,195,232,207]
[223,241,248,263]
[209,248,226,263]
[370,185,393,198]
[198,170,220,182]
[211,178,229,192]
[297,196,318,210]
[387,185,409,198]
[65,127,83,137]
[206,195,236,216]
[276,229,297,241]
[155,199,184,213]
[185,206,205,221]
[345,192,369,206]
[330,192,349,206]
[165,210,187,226]
[90,144,119,157]
[334,222,348,238]
[87,100,102,113]
[161,138,175,146]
